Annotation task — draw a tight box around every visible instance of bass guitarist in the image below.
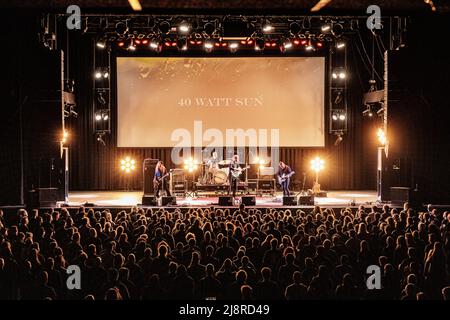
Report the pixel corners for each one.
[154,161,171,198]
[277,161,295,196]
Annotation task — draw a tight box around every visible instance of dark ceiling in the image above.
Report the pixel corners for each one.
[0,0,448,13]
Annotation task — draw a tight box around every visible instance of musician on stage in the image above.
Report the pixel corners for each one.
[207,151,219,183]
[277,161,294,196]
[154,161,171,198]
[228,154,241,198]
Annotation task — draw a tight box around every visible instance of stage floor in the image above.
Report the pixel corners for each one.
[66,190,378,208]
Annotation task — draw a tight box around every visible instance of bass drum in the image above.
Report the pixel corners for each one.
[214,170,228,184]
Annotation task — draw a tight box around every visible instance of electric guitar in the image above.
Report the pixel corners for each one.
[153,172,170,188]
[277,171,295,184]
[230,165,250,179]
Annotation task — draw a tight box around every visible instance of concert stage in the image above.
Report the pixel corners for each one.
[66,190,377,208]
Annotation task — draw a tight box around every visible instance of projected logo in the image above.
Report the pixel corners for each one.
[170,120,280,167]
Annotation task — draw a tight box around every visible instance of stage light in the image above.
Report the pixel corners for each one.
[255,38,265,51]
[334,133,343,146]
[62,130,69,144]
[204,40,214,52]
[128,40,136,51]
[96,132,106,146]
[332,113,338,121]
[336,41,346,49]
[94,71,102,79]
[176,38,188,51]
[183,157,199,173]
[305,40,314,51]
[332,68,346,80]
[120,157,136,173]
[377,128,387,146]
[96,40,106,49]
[262,20,273,33]
[128,0,142,11]
[142,39,149,45]
[178,21,191,34]
[117,41,125,47]
[339,113,346,121]
[289,22,301,35]
[229,42,239,53]
[282,38,293,49]
[362,105,374,117]
[203,22,216,36]
[321,24,331,32]
[95,113,102,121]
[103,71,109,78]
[310,156,325,184]
[158,21,171,34]
[115,21,129,36]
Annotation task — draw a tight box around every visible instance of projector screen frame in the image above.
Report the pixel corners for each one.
[112,50,331,150]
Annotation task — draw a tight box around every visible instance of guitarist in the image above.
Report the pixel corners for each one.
[228,154,242,198]
[154,161,171,198]
[277,161,294,196]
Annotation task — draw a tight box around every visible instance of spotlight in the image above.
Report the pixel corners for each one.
[96,39,106,49]
[305,40,314,51]
[95,113,102,121]
[336,41,346,49]
[362,105,374,117]
[178,21,191,34]
[96,132,106,146]
[377,128,387,145]
[262,20,273,33]
[310,156,325,185]
[176,38,188,51]
[203,22,216,36]
[62,130,69,144]
[289,22,301,35]
[334,133,343,146]
[229,42,239,53]
[115,21,128,36]
[183,157,199,173]
[339,113,346,121]
[255,38,265,51]
[321,24,331,32]
[103,71,109,78]
[94,71,102,79]
[128,39,136,51]
[332,68,346,80]
[158,21,171,34]
[332,23,344,37]
[120,156,136,173]
[204,40,214,52]
[282,38,292,49]
[332,113,338,121]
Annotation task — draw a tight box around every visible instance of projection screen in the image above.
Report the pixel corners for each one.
[117,57,325,147]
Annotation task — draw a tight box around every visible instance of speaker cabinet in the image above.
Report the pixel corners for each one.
[299,195,315,205]
[390,187,410,205]
[28,188,58,208]
[143,159,159,195]
[283,196,297,206]
[218,196,234,206]
[161,196,177,206]
[241,196,256,206]
[142,195,157,206]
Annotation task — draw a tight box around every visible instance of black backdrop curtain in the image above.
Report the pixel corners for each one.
[67,31,374,192]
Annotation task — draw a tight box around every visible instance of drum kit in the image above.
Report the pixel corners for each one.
[200,157,231,185]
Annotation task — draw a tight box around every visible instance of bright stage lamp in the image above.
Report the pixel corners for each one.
[310,157,325,173]
[62,130,69,144]
[377,128,387,145]
[184,157,198,173]
[120,157,136,173]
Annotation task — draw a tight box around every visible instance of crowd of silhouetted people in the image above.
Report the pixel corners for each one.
[0,202,449,300]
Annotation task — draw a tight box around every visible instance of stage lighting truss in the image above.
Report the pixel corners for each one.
[59,14,391,54]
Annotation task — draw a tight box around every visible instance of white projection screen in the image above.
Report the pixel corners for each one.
[117,57,325,147]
